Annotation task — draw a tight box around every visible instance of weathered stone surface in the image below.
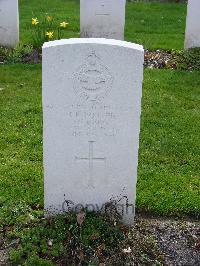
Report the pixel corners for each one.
[80,0,126,40]
[0,0,19,47]
[185,0,200,49]
[42,38,144,225]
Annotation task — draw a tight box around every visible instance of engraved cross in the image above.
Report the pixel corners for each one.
[75,141,106,188]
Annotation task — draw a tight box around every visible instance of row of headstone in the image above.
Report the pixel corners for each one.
[42,0,198,225]
[80,0,200,48]
[0,0,126,47]
[0,0,19,47]
[0,0,199,49]
[0,0,197,224]
[41,0,142,225]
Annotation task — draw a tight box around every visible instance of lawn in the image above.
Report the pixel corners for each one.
[19,0,187,50]
[0,65,199,217]
[1,2,200,265]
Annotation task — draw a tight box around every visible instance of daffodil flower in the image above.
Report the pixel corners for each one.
[60,21,69,28]
[46,16,53,22]
[32,18,39,25]
[46,31,54,39]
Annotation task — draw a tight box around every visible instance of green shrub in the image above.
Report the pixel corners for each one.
[176,48,200,71]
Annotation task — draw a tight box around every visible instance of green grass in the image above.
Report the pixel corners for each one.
[19,0,187,50]
[0,2,199,264]
[125,2,186,50]
[138,69,200,216]
[6,211,126,265]
[0,65,199,217]
[0,64,42,206]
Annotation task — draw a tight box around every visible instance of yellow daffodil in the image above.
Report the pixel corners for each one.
[46,16,53,22]
[46,31,54,39]
[32,18,39,25]
[60,21,69,28]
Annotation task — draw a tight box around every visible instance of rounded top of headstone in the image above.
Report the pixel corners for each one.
[42,38,144,52]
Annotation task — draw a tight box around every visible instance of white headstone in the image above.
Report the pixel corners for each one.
[0,0,19,47]
[80,0,126,40]
[185,0,200,49]
[42,38,144,225]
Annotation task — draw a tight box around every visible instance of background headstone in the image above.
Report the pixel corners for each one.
[185,0,200,49]
[0,0,19,47]
[43,38,144,225]
[80,0,126,40]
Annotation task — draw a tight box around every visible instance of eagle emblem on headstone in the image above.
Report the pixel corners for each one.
[73,51,113,102]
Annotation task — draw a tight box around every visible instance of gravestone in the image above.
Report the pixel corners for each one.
[80,0,126,40]
[43,38,144,225]
[0,0,19,47]
[185,0,200,49]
